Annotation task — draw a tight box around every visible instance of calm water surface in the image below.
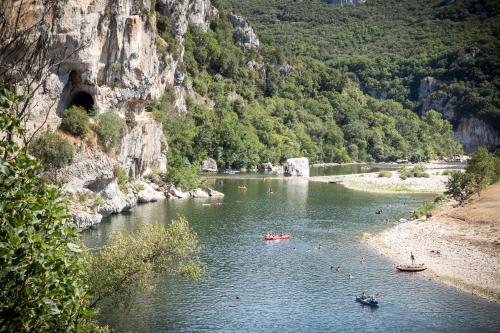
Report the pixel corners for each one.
[82,178,500,332]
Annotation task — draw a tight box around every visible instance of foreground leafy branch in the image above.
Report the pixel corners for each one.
[85,217,204,309]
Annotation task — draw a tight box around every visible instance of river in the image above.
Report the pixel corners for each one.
[82,172,500,332]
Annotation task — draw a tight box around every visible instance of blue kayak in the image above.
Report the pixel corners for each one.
[355,296,379,307]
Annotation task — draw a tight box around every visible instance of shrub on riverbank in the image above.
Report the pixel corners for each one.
[412,201,436,218]
[399,165,430,180]
[378,170,392,178]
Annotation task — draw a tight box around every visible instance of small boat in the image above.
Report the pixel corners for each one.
[396,264,427,272]
[263,234,290,241]
[355,296,379,307]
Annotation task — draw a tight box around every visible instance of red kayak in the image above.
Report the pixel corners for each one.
[264,234,290,241]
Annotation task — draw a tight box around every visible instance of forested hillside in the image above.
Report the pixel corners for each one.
[152,4,462,185]
[219,0,500,131]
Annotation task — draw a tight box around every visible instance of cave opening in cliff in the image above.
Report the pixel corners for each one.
[68,91,94,113]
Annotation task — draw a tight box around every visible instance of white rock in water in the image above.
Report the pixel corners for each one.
[98,181,136,215]
[137,181,165,203]
[190,188,210,198]
[202,158,218,172]
[283,157,310,177]
[168,186,190,199]
[72,210,102,230]
[207,188,224,197]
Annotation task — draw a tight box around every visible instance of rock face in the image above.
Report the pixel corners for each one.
[419,76,500,152]
[118,113,167,179]
[202,158,218,172]
[2,0,221,228]
[283,157,310,177]
[454,117,500,153]
[229,14,260,48]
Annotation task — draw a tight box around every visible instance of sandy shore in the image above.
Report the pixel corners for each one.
[309,168,453,193]
[367,182,500,302]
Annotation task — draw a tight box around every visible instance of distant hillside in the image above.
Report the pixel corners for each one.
[220,0,500,149]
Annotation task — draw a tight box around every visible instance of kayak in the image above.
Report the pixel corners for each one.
[264,234,290,241]
[355,296,379,307]
[396,264,427,272]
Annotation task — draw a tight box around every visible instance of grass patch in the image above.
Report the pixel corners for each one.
[399,165,430,180]
[378,170,392,178]
[113,166,131,193]
[412,201,436,218]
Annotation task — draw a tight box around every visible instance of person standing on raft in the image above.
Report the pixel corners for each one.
[410,252,415,265]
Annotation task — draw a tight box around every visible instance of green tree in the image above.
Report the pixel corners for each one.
[466,146,498,195]
[445,170,472,204]
[0,111,95,332]
[86,217,203,309]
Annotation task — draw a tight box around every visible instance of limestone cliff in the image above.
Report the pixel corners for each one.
[419,76,500,152]
[2,0,219,228]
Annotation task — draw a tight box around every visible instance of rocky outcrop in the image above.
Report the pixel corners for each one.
[167,186,191,199]
[418,76,500,152]
[229,14,260,49]
[98,181,137,216]
[118,112,167,179]
[454,117,500,152]
[72,211,103,230]
[157,0,218,35]
[190,188,210,198]
[418,76,456,121]
[137,182,166,203]
[202,158,218,172]
[283,157,310,177]
[3,0,223,228]
[206,188,224,197]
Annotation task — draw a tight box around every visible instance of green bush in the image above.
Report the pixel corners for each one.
[29,131,75,169]
[378,170,392,178]
[113,165,131,193]
[412,164,430,178]
[441,169,454,176]
[399,165,429,179]
[399,166,410,180]
[60,105,89,138]
[96,112,126,151]
[412,201,436,218]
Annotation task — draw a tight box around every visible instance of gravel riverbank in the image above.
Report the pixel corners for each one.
[367,182,500,302]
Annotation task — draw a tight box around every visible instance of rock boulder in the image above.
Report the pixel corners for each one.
[283,157,310,177]
[202,158,218,172]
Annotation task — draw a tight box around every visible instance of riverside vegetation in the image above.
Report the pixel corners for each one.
[221,0,500,132]
[0,94,203,331]
[150,4,463,188]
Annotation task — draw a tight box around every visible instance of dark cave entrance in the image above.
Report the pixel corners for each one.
[68,91,94,113]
